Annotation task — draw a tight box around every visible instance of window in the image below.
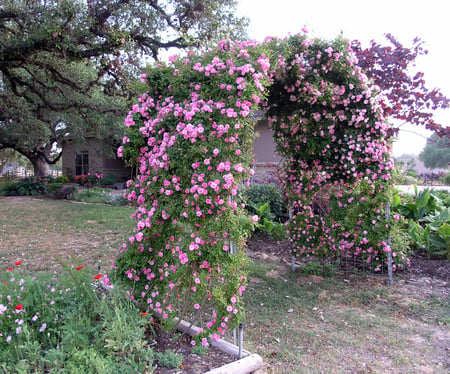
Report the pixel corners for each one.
[75,151,89,175]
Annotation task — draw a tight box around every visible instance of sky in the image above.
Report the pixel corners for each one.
[236,0,450,157]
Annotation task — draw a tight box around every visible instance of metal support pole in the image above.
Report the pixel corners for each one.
[289,201,296,272]
[233,328,238,346]
[238,322,244,359]
[228,195,239,345]
[385,203,394,286]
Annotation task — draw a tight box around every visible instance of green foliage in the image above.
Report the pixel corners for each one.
[396,186,442,220]
[101,174,120,186]
[394,188,450,260]
[156,350,183,368]
[191,345,209,355]
[252,202,288,240]
[300,261,337,277]
[0,0,247,176]
[290,180,410,271]
[46,181,64,195]
[244,183,287,222]
[53,175,70,184]
[263,34,398,272]
[0,178,47,196]
[442,173,450,186]
[0,263,155,372]
[419,133,450,169]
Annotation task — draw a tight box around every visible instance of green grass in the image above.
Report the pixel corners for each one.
[0,198,134,272]
[242,261,450,373]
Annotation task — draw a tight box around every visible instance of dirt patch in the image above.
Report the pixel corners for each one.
[151,327,236,374]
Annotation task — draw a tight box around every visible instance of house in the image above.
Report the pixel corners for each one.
[61,137,132,179]
[61,120,280,181]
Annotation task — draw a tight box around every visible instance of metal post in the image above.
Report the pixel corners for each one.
[385,203,393,286]
[233,328,238,346]
[289,201,296,272]
[228,195,239,345]
[238,322,244,359]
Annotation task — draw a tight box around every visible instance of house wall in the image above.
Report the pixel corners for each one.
[252,121,281,182]
[102,157,132,179]
[62,138,129,178]
[253,121,280,163]
[62,120,280,181]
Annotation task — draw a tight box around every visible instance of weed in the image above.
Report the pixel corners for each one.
[192,345,209,355]
[156,349,183,368]
[300,261,337,277]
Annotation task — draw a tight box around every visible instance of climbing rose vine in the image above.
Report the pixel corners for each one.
[115,40,272,343]
[266,34,407,270]
[116,33,406,343]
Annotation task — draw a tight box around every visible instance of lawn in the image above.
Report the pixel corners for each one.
[0,196,448,373]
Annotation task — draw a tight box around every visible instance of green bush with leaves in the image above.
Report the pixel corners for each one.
[251,201,287,240]
[442,173,450,186]
[156,350,183,368]
[394,187,450,260]
[101,174,120,186]
[0,178,47,196]
[244,183,287,222]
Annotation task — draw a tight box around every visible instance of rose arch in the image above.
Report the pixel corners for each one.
[114,34,405,344]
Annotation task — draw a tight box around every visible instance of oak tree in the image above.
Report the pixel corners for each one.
[0,0,247,176]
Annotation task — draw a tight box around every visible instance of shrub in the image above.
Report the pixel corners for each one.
[74,173,103,186]
[101,174,120,186]
[251,202,288,240]
[51,175,70,184]
[156,350,183,368]
[442,173,450,186]
[53,186,76,199]
[244,183,287,222]
[0,178,47,196]
[394,188,450,260]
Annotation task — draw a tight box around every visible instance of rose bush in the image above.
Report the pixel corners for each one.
[116,40,273,343]
[266,34,407,270]
[116,33,406,344]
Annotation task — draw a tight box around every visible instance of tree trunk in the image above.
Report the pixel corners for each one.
[31,153,52,177]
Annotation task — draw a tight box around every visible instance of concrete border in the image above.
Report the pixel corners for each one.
[153,311,264,373]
